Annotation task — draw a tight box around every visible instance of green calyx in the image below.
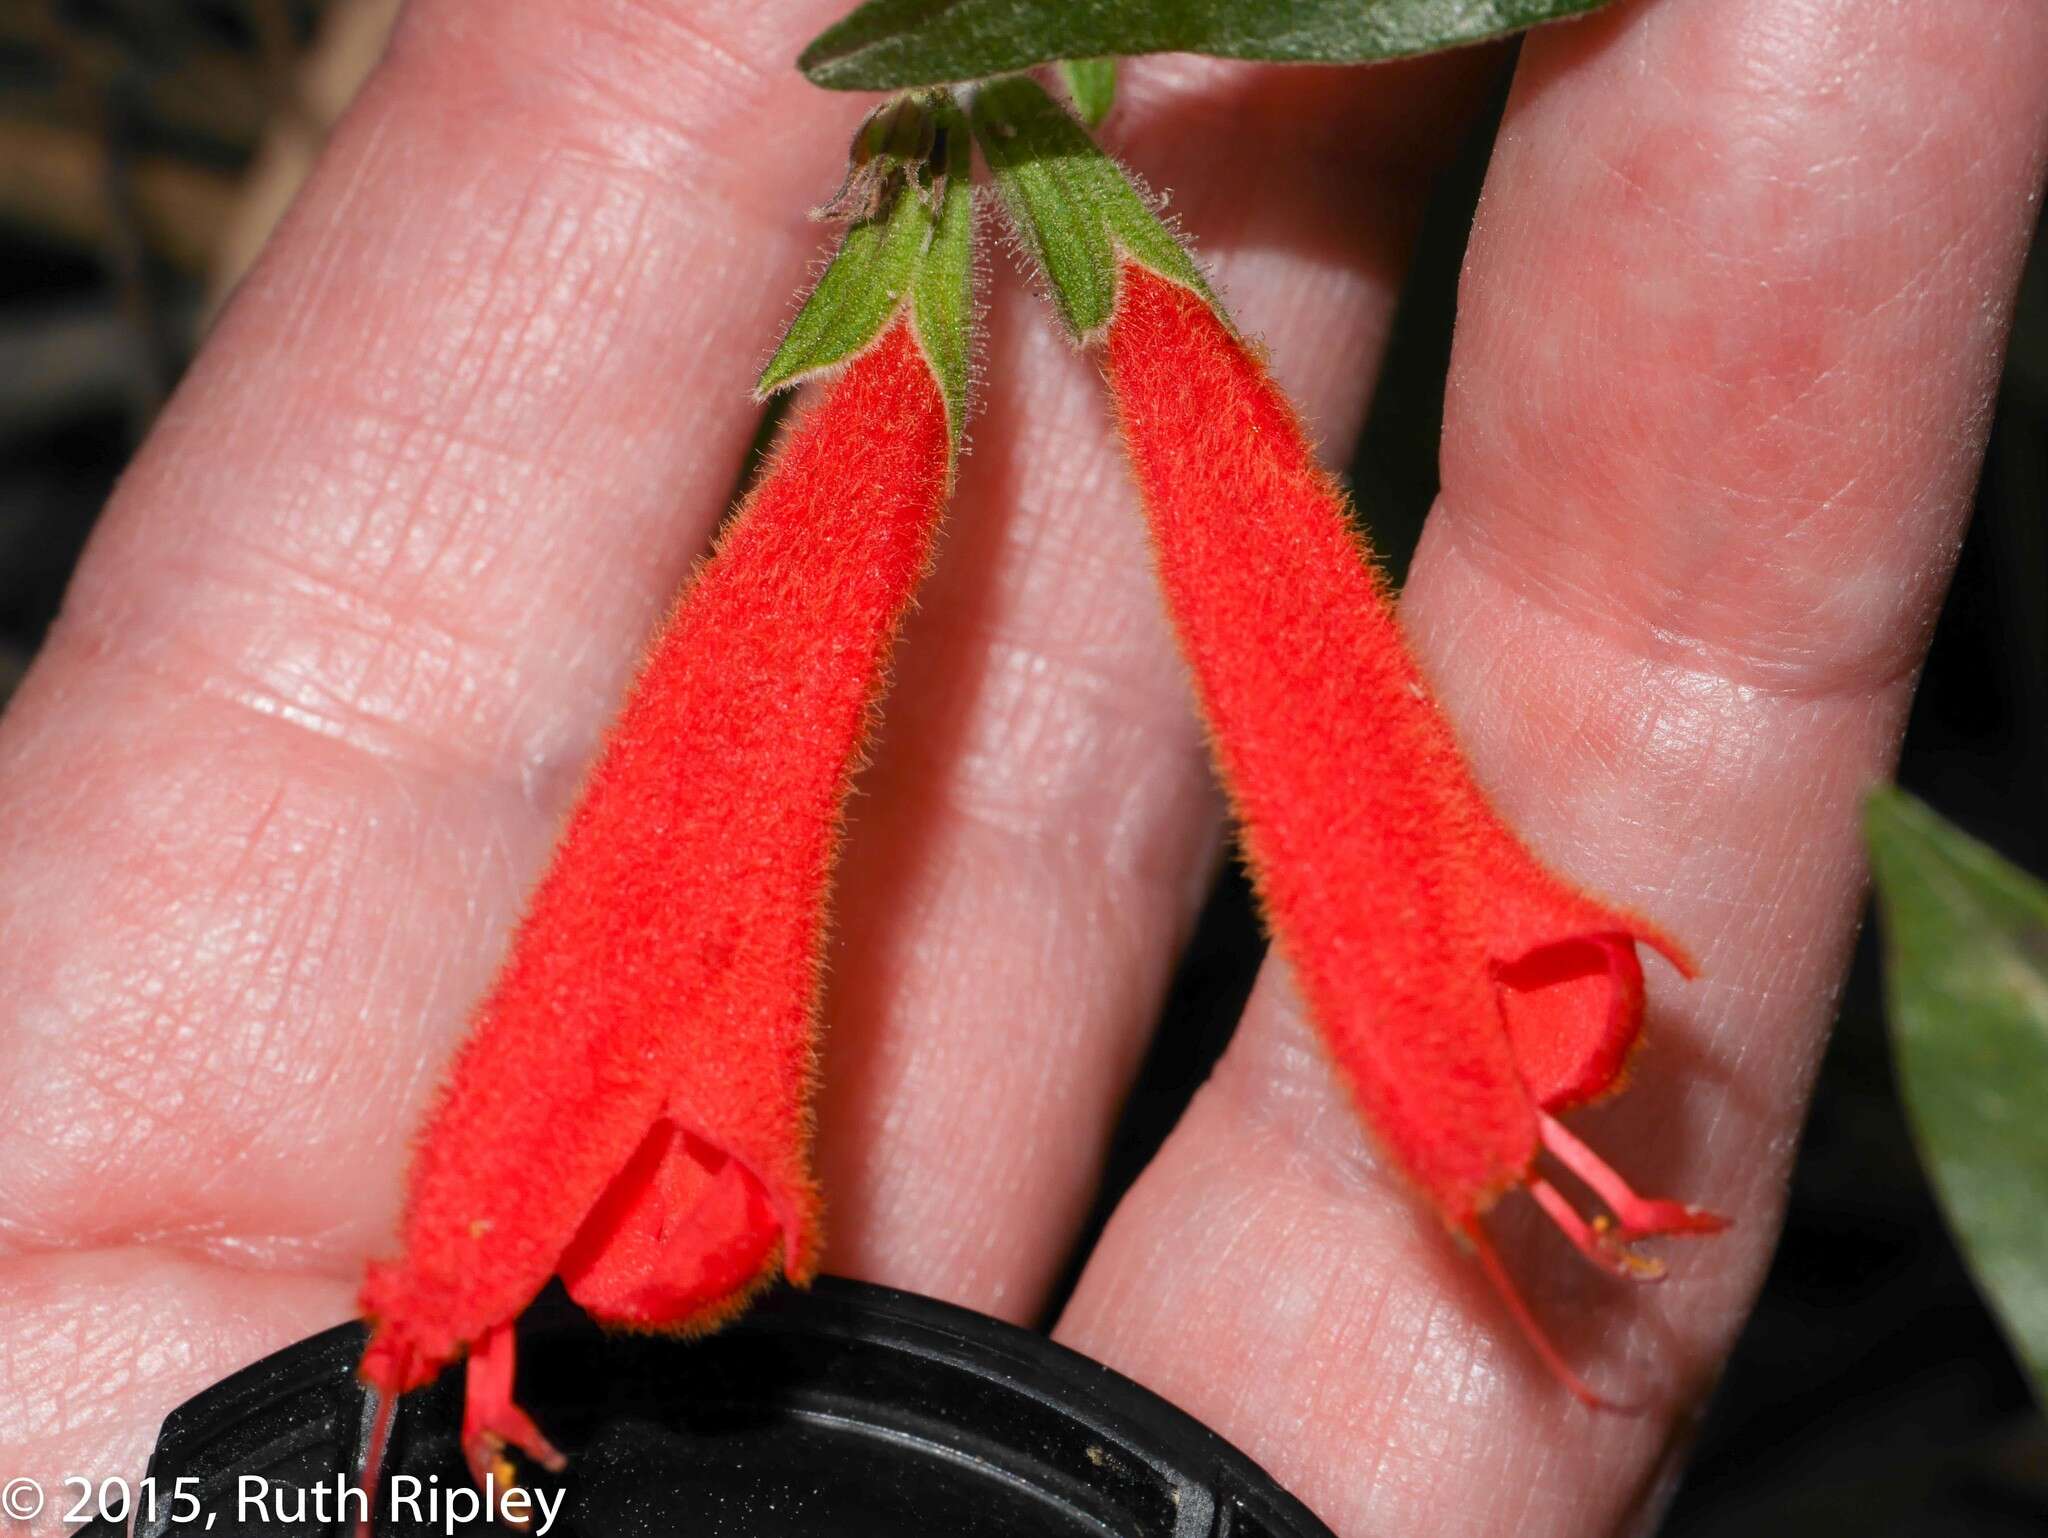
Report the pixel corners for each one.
[757,91,975,443]
[968,74,1213,346]
[910,97,975,439]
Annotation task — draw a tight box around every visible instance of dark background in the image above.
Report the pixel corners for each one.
[4,4,2043,1531]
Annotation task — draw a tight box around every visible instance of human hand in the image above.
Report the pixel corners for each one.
[2,2,2044,1533]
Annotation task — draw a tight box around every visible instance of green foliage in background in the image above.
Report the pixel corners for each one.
[1869,789,2048,1408]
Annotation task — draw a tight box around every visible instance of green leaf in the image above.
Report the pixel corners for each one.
[801,0,1613,89]
[969,75,1211,343]
[1868,787,2048,1408]
[911,95,975,442]
[1056,57,1117,128]
[756,185,929,400]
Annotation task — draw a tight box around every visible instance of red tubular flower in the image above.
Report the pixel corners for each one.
[359,315,948,1477]
[1105,262,1726,1403]
[971,77,1726,1405]
[359,96,973,1488]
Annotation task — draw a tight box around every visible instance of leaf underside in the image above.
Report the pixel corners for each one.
[1868,788,2048,1410]
[801,0,1613,89]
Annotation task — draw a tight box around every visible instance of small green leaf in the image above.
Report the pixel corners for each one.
[911,95,975,442]
[1868,787,2048,1408]
[969,75,1210,344]
[801,0,1613,90]
[756,186,929,400]
[1056,57,1118,128]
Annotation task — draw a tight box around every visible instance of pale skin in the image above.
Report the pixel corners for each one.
[1,0,2044,1532]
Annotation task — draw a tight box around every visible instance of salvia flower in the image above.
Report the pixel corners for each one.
[971,76,1727,1405]
[358,95,974,1488]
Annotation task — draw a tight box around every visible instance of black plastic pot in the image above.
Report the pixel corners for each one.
[81,1278,1334,1538]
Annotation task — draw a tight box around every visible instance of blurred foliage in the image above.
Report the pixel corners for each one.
[1870,790,2048,1410]
[3,7,2047,1532]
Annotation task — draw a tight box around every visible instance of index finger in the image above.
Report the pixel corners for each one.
[0,0,866,1489]
[0,0,861,1259]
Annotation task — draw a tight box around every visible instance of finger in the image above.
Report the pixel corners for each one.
[0,1255,350,1502]
[0,0,861,1262]
[813,54,1499,1317]
[1057,4,2048,1534]
[0,0,881,1503]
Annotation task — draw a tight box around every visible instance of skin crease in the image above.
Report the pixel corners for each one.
[0,0,2035,1531]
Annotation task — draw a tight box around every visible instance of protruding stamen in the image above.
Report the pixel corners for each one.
[1528,1176,1666,1281]
[1538,1112,1731,1241]
[460,1323,566,1515]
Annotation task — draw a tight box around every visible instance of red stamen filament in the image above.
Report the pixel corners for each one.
[1527,1175,1666,1282]
[1538,1113,1731,1243]
[1464,1224,1640,1415]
